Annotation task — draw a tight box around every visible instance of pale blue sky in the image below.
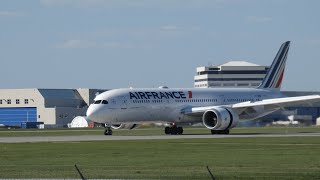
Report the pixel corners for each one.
[0,0,319,90]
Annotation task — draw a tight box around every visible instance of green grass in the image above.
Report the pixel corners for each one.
[0,126,320,137]
[1,137,320,179]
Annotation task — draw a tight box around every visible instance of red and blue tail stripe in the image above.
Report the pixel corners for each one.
[258,41,290,90]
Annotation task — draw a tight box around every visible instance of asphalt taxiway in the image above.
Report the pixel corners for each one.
[1,133,320,143]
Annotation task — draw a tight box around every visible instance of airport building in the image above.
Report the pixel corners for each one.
[194,61,269,88]
[0,88,106,128]
[281,91,320,122]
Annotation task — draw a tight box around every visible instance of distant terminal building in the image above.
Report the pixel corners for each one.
[194,61,269,88]
[0,88,106,128]
[254,91,320,125]
[282,91,320,122]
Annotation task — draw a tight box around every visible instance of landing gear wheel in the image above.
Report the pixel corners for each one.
[211,129,229,135]
[165,127,170,134]
[104,129,112,135]
[211,130,217,134]
[164,125,183,135]
[104,125,113,135]
[223,129,230,134]
[177,127,183,135]
[170,127,178,135]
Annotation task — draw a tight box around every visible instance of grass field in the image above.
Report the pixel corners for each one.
[1,128,320,179]
[0,126,320,137]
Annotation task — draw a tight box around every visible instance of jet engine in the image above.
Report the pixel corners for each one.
[202,107,239,130]
[111,124,140,130]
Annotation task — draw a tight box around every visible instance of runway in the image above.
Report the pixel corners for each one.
[1,132,320,143]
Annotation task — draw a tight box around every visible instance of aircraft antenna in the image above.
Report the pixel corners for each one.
[74,164,86,180]
[206,166,216,180]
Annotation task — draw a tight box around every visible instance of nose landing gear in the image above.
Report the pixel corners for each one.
[103,124,113,135]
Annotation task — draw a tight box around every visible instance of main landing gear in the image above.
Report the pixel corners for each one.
[165,124,183,135]
[211,129,230,135]
[104,124,112,135]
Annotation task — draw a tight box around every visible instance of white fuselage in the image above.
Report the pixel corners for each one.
[86,87,284,124]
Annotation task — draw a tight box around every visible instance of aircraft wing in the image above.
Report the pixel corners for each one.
[231,95,320,110]
[182,95,320,117]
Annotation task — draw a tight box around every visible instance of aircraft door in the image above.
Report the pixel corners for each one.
[219,95,226,105]
[120,96,127,109]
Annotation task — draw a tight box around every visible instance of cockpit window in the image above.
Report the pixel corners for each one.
[93,100,108,104]
[101,100,108,104]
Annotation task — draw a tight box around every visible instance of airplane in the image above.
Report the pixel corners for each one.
[86,41,320,135]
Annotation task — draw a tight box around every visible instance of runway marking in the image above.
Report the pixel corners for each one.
[172,142,320,146]
[0,133,320,143]
[0,179,124,180]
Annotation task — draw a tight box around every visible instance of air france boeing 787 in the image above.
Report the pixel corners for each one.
[87,41,320,135]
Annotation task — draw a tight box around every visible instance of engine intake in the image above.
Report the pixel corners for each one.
[202,107,238,130]
[111,124,139,130]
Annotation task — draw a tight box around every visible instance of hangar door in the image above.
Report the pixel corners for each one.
[0,107,37,126]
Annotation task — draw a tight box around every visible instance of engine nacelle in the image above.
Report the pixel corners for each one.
[111,124,139,130]
[202,107,239,130]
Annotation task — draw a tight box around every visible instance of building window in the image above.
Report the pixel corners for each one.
[38,115,40,119]
[25,99,28,104]
[0,100,2,104]
[16,99,20,104]
[208,67,220,71]
[7,99,11,104]
[237,83,249,87]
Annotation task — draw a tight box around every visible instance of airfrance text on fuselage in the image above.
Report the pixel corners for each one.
[129,91,188,100]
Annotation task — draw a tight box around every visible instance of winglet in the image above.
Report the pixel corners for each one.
[258,41,290,90]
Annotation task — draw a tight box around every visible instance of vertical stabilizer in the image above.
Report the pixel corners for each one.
[258,41,290,90]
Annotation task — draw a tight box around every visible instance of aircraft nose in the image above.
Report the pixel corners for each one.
[86,105,94,120]
[86,105,102,122]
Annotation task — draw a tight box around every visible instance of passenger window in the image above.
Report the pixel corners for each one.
[102,100,108,104]
[94,100,102,104]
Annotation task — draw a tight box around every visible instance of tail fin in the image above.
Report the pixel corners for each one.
[258,41,290,90]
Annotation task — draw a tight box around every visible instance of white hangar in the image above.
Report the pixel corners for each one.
[0,88,106,127]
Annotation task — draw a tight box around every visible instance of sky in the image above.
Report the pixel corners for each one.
[0,0,319,91]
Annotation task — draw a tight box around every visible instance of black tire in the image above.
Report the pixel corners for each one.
[165,127,171,134]
[223,129,230,134]
[170,127,178,135]
[104,129,109,135]
[211,130,229,135]
[211,130,217,134]
[108,130,113,135]
[104,129,113,135]
[177,127,183,135]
